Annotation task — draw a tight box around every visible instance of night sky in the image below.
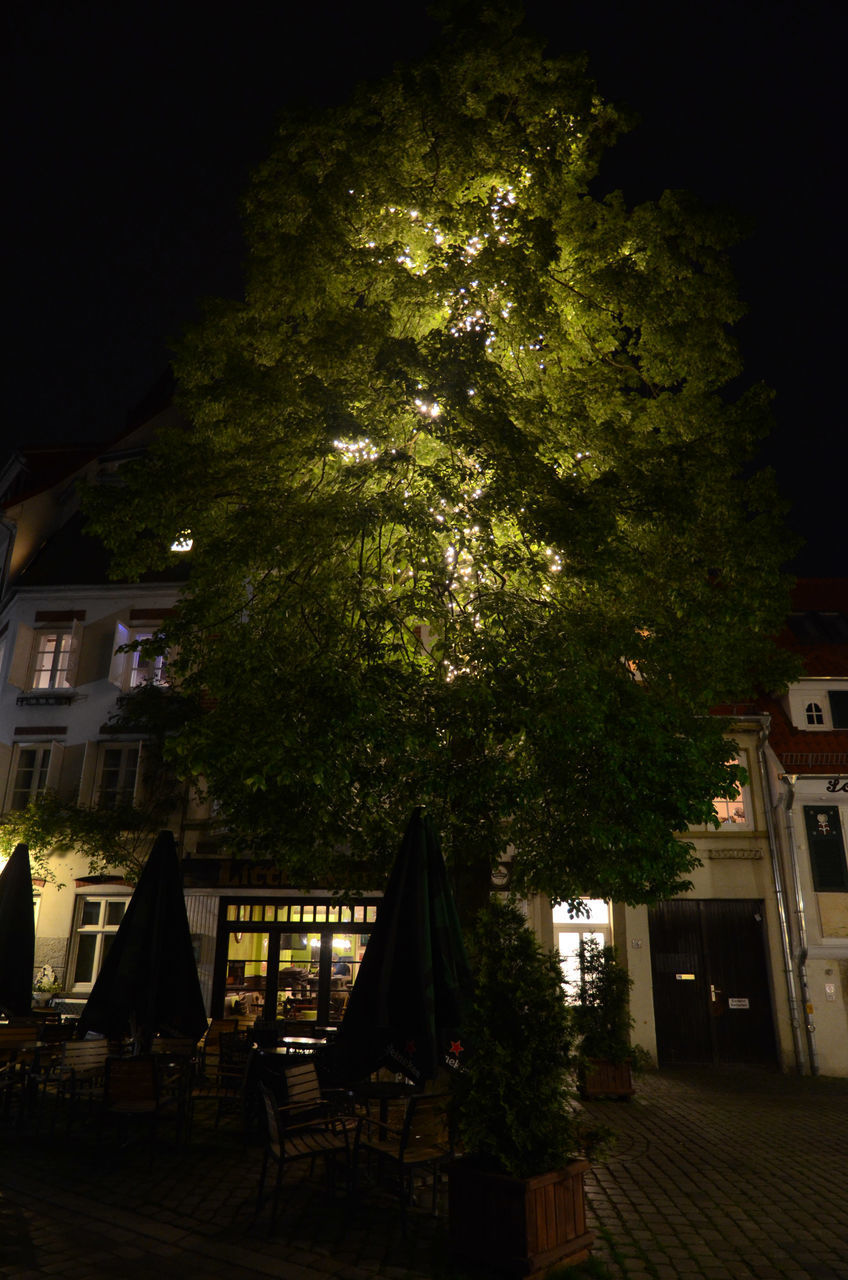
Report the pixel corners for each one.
[4,1,845,573]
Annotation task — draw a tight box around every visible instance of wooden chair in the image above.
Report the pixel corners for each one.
[100,1055,177,1152]
[0,1024,40,1123]
[40,1037,111,1130]
[187,1036,255,1140]
[281,1060,356,1127]
[255,1082,356,1229]
[355,1092,453,1219]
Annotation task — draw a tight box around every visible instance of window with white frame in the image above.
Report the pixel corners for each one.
[11,744,51,809]
[553,899,612,997]
[30,630,73,689]
[710,757,751,827]
[70,895,128,988]
[127,632,167,688]
[98,744,140,809]
[109,623,168,691]
[806,701,825,725]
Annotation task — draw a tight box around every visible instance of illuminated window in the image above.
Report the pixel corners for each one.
[553,899,611,995]
[109,624,168,690]
[30,631,73,689]
[70,895,128,988]
[711,757,750,827]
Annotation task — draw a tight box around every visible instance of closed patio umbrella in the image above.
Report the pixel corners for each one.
[77,830,207,1051]
[330,807,473,1085]
[0,844,36,1018]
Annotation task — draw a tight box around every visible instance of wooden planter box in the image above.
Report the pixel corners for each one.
[448,1158,594,1276]
[579,1059,634,1100]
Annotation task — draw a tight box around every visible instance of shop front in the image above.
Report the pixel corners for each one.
[182,856,381,1030]
[212,894,380,1027]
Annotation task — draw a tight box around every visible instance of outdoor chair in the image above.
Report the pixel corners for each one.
[99,1054,178,1154]
[281,1060,357,1127]
[187,1037,255,1140]
[355,1092,453,1220]
[255,1082,357,1230]
[39,1038,110,1131]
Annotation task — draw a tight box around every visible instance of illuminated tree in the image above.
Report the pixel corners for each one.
[85,5,796,916]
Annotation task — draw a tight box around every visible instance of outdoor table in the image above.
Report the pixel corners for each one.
[272,1036,329,1056]
[351,1079,421,1126]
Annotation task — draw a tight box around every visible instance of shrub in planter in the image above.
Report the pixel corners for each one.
[448,900,594,1275]
[572,937,635,1099]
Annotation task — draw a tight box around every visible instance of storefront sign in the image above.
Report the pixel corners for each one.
[182,858,290,890]
[826,777,848,793]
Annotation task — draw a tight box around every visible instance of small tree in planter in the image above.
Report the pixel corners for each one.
[448,900,595,1275]
[572,937,635,1100]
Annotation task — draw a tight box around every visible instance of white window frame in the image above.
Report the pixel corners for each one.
[108,622,168,691]
[68,893,130,991]
[10,743,51,809]
[3,741,65,812]
[553,899,612,998]
[787,681,848,732]
[96,742,142,809]
[10,620,84,691]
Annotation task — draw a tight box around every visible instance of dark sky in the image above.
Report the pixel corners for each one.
[4,0,845,573]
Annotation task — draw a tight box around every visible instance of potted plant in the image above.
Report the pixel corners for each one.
[572,937,635,1100]
[32,962,62,1008]
[448,900,595,1276]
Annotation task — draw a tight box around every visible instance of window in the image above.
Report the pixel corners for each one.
[30,630,73,689]
[806,702,825,725]
[70,895,128,988]
[109,624,168,690]
[127,633,167,688]
[711,758,750,827]
[803,805,848,892]
[829,691,848,729]
[98,744,140,808]
[553,899,611,995]
[11,745,51,809]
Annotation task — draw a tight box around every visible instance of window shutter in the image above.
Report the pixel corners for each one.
[803,805,848,892]
[7,623,34,689]
[64,618,84,688]
[108,621,131,687]
[77,741,98,805]
[0,741,13,809]
[132,741,145,806]
[44,742,65,793]
[58,743,85,801]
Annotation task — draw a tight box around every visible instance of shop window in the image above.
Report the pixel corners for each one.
[11,744,51,809]
[803,805,848,892]
[70,895,128,988]
[98,744,140,808]
[553,899,611,996]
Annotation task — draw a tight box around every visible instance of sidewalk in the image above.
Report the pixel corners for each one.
[2,1066,847,1279]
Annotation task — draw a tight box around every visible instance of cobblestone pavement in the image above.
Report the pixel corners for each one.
[580,1067,848,1280]
[2,1066,847,1279]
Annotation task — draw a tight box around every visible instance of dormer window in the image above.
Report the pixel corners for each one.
[806,701,825,725]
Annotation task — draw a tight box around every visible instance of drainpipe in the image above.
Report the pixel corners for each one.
[780,774,820,1075]
[757,723,805,1073]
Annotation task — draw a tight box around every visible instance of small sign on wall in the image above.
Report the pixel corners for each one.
[728,997,750,1009]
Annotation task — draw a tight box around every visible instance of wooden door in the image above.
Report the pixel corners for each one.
[648,900,777,1067]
